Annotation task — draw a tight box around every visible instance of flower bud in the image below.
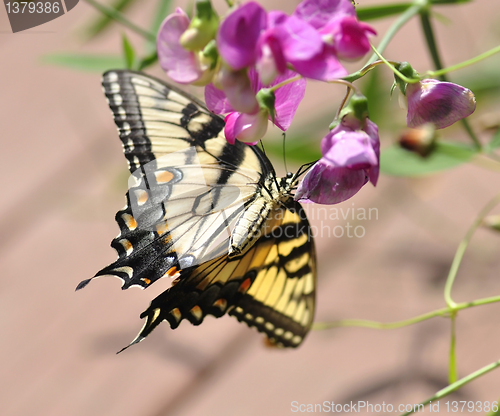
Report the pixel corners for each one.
[330,93,369,130]
[483,215,500,232]
[406,79,476,129]
[180,0,219,51]
[224,111,268,145]
[256,88,276,123]
[394,62,419,95]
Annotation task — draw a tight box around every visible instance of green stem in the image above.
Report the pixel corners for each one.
[460,119,482,151]
[365,0,426,66]
[443,192,500,308]
[419,9,445,81]
[83,0,156,42]
[448,313,458,384]
[426,45,500,78]
[400,358,500,416]
[370,45,416,83]
[268,75,302,92]
[313,294,500,331]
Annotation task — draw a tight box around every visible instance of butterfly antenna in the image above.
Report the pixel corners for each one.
[259,139,267,156]
[260,139,281,191]
[293,160,318,183]
[282,133,288,173]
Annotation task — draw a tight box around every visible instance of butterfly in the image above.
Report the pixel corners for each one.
[77,70,316,350]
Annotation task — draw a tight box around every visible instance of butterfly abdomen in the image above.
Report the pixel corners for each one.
[228,179,286,258]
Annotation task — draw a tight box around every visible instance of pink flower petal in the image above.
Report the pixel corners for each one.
[217,2,267,70]
[297,114,380,204]
[157,9,202,84]
[323,131,378,168]
[295,161,368,204]
[276,15,323,62]
[290,44,347,81]
[294,0,355,29]
[273,72,307,131]
[205,83,234,114]
[256,29,287,85]
[223,112,238,144]
[322,16,376,61]
[216,66,259,114]
[224,111,267,145]
[406,79,476,129]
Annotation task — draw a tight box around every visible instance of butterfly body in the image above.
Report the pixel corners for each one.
[78,70,316,349]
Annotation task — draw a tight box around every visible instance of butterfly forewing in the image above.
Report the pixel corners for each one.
[79,70,316,349]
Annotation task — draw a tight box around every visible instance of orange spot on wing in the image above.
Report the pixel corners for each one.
[141,277,151,285]
[156,222,168,236]
[136,190,149,205]
[263,338,281,348]
[213,298,227,310]
[119,239,133,253]
[170,307,182,322]
[190,305,203,320]
[162,266,179,279]
[123,213,138,230]
[156,170,174,183]
[238,278,252,293]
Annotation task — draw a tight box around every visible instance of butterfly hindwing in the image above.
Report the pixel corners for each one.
[79,70,317,348]
[125,201,315,350]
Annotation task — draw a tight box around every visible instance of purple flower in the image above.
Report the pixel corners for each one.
[215,0,376,85]
[294,0,356,29]
[206,68,306,144]
[273,14,347,82]
[256,12,321,84]
[213,66,259,114]
[217,2,267,70]
[224,111,268,145]
[320,15,376,61]
[406,79,476,129]
[157,9,206,84]
[295,116,379,204]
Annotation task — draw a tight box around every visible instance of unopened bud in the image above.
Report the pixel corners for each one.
[180,0,218,51]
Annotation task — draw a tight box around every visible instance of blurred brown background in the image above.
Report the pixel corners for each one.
[1,0,500,415]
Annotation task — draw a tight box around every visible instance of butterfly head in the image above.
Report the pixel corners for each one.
[281,161,318,197]
[281,172,298,193]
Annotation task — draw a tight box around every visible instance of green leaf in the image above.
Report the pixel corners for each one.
[146,0,173,54]
[122,34,136,69]
[485,129,500,153]
[356,0,471,21]
[381,141,476,176]
[41,53,125,72]
[138,51,158,70]
[84,0,156,42]
[356,3,412,21]
[84,0,138,39]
